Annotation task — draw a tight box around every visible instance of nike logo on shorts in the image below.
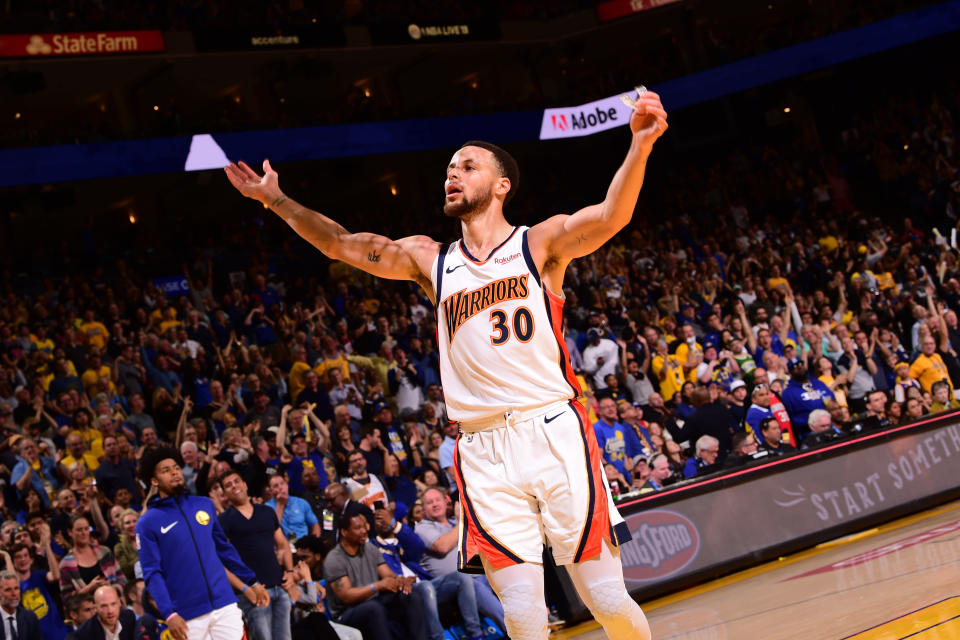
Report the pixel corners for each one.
[544,412,564,423]
[445,264,465,274]
[160,521,178,534]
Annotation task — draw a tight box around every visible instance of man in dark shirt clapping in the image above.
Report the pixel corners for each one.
[218,469,294,640]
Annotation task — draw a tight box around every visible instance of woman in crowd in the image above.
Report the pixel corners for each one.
[381,452,418,511]
[59,514,126,599]
[330,423,357,477]
[113,508,139,581]
[674,382,698,421]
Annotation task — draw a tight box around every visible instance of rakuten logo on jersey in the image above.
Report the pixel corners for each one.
[494,252,521,266]
[539,93,634,140]
[619,510,700,582]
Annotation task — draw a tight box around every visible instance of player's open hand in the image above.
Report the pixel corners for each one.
[629,90,668,150]
[224,159,281,206]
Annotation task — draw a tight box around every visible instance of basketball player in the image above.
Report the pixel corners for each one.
[225,90,667,640]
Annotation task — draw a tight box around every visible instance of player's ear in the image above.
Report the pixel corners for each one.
[495,176,511,199]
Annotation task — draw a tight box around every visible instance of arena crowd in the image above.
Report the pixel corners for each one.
[0,50,958,640]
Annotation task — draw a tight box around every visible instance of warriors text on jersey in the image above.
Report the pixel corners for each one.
[432,226,580,423]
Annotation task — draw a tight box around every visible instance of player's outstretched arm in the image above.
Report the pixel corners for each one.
[528,91,668,282]
[225,160,439,297]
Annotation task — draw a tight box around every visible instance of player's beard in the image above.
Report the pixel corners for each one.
[168,483,186,497]
[443,184,494,219]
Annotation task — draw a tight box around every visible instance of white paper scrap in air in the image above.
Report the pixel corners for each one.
[184,134,229,171]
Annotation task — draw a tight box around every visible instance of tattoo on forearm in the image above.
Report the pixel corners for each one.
[577,233,587,245]
[367,249,382,263]
[270,196,287,209]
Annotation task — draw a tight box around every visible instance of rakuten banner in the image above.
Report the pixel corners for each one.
[539,93,634,140]
[0,31,165,58]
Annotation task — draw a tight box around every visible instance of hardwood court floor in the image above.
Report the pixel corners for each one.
[556,500,960,640]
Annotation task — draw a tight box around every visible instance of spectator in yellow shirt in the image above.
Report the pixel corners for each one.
[674,324,703,383]
[158,306,182,335]
[288,345,313,404]
[80,351,112,398]
[909,336,953,395]
[652,340,686,403]
[29,325,55,355]
[314,335,352,384]
[69,410,104,461]
[79,310,109,350]
[60,432,101,472]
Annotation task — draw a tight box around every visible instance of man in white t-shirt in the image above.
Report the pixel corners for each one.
[582,328,619,389]
[342,450,389,509]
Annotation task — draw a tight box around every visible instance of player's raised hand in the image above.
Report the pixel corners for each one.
[629,90,668,150]
[224,159,281,206]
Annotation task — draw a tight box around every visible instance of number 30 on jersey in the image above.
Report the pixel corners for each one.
[489,307,534,345]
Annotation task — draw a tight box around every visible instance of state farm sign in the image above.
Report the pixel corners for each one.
[0,31,165,58]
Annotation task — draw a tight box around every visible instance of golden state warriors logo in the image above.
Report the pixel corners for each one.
[195,510,211,526]
[22,588,48,619]
[441,274,529,341]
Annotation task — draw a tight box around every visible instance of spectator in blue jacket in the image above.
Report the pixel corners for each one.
[780,357,835,442]
[136,445,269,640]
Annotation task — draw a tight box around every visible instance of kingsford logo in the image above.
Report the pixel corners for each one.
[495,252,521,265]
[619,510,700,582]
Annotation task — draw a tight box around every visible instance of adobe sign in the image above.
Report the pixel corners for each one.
[539,93,634,140]
[0,31,165,58]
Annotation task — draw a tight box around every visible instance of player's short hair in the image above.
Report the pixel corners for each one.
[460,140,520,205]
[138,444,182,485]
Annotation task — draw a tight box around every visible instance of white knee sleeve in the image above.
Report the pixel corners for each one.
[577,578,650,640]
[566,543,651,640]
[481,557,548,640]
[498,582,549,640]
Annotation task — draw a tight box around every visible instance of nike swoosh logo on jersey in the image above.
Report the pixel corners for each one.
[160,521,178,534]
[445,264,465,274]
[544,412,565,423]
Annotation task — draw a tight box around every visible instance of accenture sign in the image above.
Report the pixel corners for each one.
[539,92,635,140]
[0,31,165,58]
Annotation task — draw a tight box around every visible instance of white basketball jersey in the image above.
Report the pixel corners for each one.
[432,226,581,423]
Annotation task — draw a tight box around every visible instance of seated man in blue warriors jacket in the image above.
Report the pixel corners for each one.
[136,445,270,640]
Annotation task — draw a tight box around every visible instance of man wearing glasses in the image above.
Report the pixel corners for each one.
[682,435,721,478]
